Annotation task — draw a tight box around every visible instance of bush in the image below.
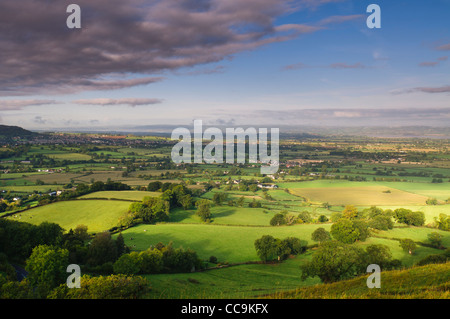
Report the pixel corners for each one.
[209,256,218,264]
[416,254,448,266]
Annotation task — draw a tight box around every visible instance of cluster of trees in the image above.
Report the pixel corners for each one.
[254,235,307,262]
[0,216,152,298]
[113,242,201,275]
[48,274,149,299]
[270,210,329,226]
[434,213,450,231]
[301,241,402,283]
[392,208,425,226]
[119,184,194,228]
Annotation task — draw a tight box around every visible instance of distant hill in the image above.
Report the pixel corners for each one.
[0,125,36,137]
[268,262,450,299]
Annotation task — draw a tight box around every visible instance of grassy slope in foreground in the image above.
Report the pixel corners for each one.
[270,262,450,299]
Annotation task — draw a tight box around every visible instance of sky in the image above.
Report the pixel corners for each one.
[0,0,449,131]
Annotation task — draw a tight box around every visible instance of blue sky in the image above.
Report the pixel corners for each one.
[0,0,449,130]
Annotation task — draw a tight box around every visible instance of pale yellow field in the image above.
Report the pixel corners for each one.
[290,186,429,206]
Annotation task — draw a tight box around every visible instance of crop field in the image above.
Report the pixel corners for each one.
[289,186,429,206]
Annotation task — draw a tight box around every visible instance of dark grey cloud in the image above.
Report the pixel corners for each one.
[0,0,339,96]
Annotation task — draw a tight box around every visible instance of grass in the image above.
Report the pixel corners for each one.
[79,190,160,201]
[144,254,320,299]
[117,223,332,263]
[270,262,450,299]
[6,200,130,233]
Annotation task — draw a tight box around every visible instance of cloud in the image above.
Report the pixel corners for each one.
[436,43,450,51]
[329,62,365,69]
[0,99,59,111]
[317,14,365,26]
[255,108,450,122]
[418,61,439,67]
[73,98,163,107]
[392,85,450,95]
[437,56,448,61]
[283,62,367,70]
[0,0,326,96]
[0,0,367,96]
[33,116,47,125]
[283,62,308,70]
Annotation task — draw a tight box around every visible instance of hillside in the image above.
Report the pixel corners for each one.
[268,262,450,299]
[0,125,36,137]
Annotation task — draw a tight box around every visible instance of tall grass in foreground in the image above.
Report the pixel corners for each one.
[268,262,450,299]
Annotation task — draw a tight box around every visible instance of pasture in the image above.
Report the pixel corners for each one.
[118,223,332,263]
[7,200,130,233]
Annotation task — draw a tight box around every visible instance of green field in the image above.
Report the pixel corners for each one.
[7,200,130,233]
[118,223,331,263]
[79,190,160,201]
[144,255,319,298]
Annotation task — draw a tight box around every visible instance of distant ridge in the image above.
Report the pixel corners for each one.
[0,125,36,137]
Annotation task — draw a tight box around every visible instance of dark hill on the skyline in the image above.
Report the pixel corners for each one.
[0,125,36,137]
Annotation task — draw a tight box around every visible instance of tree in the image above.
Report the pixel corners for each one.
[148,181,162,192]
[113,252,141,275]
[434,213,450,231]
[427,232,443,249]
[298,211,312,223]
[139,249,163,274]
[48,274,149,299]
[300,241,365,283]
[87,232,118,266]
[330,219,360,244]
[399,238,416,255]
[237,196,245,207]
[254,235,279,262]
[25,245,69,297]
[179,194,192,210]
[369,215,393,230]
[365,244,395,270]
[195,199,211,222]
[311,227,331,243]
[270,213,286,226]
[115,233,127,256]
[282,237,307,255]
[342,205,358,219]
